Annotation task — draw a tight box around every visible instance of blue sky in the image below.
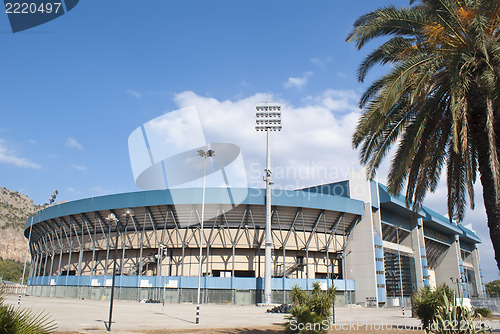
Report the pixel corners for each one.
[0,0,497,282]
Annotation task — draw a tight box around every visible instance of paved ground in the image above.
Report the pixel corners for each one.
[6,295,423,333]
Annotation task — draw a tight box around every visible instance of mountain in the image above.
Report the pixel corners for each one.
[0,187,38,262]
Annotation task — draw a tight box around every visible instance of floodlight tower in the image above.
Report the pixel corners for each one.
[255,102,282,305]
[195,148,215,324]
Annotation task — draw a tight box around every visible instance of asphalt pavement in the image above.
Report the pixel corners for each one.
[6,295,421,333]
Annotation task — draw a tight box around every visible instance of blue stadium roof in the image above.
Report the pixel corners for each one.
[26,187,365,230]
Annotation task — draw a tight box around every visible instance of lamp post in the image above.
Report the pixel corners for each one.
[396,225,404,315]
[255,103,281,305]
[105,208,134,332]
[158,243,167,314]
[195,148,215,324]
[451,277,463,299]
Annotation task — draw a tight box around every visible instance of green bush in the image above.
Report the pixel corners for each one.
[0,259,25,283]
[285,282,336,334]
[412,284,455,328]
[427,293,489,334]
[473,307,492,318]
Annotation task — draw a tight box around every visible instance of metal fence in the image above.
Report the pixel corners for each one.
[1,284,26,295]
[470,297,500,311]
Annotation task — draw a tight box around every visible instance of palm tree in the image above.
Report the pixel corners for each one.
[0,286,56,333]
[346,0,500,269]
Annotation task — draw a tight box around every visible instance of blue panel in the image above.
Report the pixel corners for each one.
[65,276,79,285]
[205,277,232,289]
[179,276,199,288]
[422,268,429,277]
[375,248,384,258]
[234,277,259,290]
[377,288,386,302]
[284,278,307,290]
[373,235,383,246]
[376,261,385,271]
[376,274,385,285]
[370,180,379,209]
[300,181,350,198]
[421,258,427,267]
[420,248,426,256]
[26,276,350,292]
[345,279,355,291]
[78,276,91,286]
[423,279,430,287]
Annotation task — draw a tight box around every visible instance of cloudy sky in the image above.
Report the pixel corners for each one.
[0,0,497,282]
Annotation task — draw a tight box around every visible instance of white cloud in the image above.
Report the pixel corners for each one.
[126,89,142,99]
[0,139,41,169]
[65,137,84,150]
[310,56,332,67]
[71,164,87,171]
[173,90,362,190]
[284,71,313,89]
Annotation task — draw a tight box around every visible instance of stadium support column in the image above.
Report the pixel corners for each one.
[410,218,426,290]
[345,170,383,306]
[470,245,485,297]
[434,235,461,293]
[255,103,282,305]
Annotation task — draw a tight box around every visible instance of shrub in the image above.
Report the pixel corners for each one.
[473,307,492,318]
[427,293,489,334]
[0,286,56,334]
[412,283,455,328]
[285,282,335,334]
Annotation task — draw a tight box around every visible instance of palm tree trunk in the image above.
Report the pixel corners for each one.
[469,95,500,271]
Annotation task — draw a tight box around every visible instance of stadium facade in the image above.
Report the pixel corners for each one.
[25,172,486,305]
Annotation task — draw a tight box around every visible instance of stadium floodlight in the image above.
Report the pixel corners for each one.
[105,208,135,332]
[196,149,215,324]
[255,102,282,305]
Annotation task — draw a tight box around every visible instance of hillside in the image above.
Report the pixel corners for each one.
[0,187,38,262]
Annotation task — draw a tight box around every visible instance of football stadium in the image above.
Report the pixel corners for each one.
[24,171,486,306]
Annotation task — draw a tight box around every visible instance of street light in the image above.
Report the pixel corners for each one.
[195,148,215,324]
[255,103,281,305]
[158,243,167,314]
[451,277,463,299]
[105,208,134,332]
[395,225,404,315]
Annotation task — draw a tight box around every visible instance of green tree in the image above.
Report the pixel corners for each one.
[0,259,24,283]
[347,0,500,270]
[485,279,500,297]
